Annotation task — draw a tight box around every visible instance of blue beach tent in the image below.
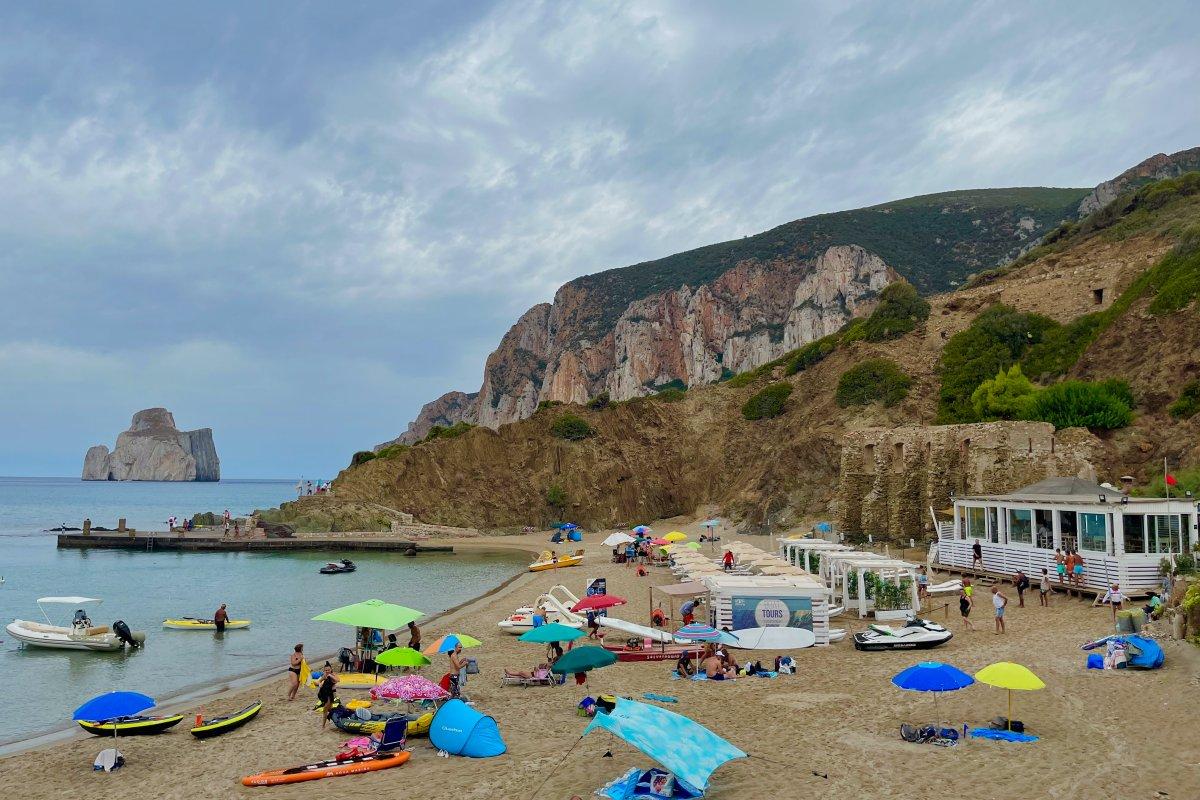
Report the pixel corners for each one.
[429,699,506,757]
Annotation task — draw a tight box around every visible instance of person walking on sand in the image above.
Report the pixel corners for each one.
[1014,569,1030,608]
[1039,568,1051,607]
[992,586,1008,634]
[287,644,304,701]
[1095,582,1124,622]
[971,539,984,571]
[722,550,735,572]
[958,583,974,631]
[213,603,229,633]
[317,663,339,728]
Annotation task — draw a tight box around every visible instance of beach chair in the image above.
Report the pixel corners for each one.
[500,667,554,688]
[375,716,407,751]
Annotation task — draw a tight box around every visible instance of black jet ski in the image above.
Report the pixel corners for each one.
[319,559,357,574]
[853,617,952,651]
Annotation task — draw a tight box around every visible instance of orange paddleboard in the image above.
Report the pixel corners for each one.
[241,750,409,786]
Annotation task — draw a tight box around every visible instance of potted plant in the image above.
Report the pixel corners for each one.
[873,578,915,621]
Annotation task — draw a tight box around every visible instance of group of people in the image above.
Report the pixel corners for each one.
[295,479,328,497]
[675,641,737,680]
[957,578,1010,634]
[1053,547,1088,594]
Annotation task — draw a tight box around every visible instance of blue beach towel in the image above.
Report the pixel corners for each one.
[970,728,1038,743]
[643,692,678,703]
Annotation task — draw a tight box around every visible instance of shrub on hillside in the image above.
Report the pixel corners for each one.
[785,333,839,375]
[653,387,687,402]
[725,371,760,389]
[837,359,911,408]
[586,392,611,410]
[1025,380,1133,430]
[536,400,563,412]
[545,483,568,510]
[376,444,410,459]
[350,450,376,467]
[742,382,793,420]
[421,421,474,443]
[1169,380,1200,419]
[1146,227,1200,315]
[858,282,930,341]
[970,364,1038,420]
[551,413,594,440]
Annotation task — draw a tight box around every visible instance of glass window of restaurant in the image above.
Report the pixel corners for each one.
[1034,509,1053,549]
[1122,514,1147,554]
[967,507,986,541]
[1079,512,1107,552]
[1150,514,1184,554]
[987,507,1000,544]
[1059,511,1077,551]
[1008,508,1033,545]
[957,506,966,539]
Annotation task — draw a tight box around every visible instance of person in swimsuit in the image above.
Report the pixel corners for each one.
[449,643,470,692]
[213,603,229,633]
[959,584,974,631]
[675,652,696,677]
[287,644,304,701]
[1071,551,1085,590]
[317,663,338,728]
[1054,548,1067,588]
[407,620,421,651]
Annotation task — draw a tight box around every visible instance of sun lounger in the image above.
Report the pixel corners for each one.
[500,668,554,688]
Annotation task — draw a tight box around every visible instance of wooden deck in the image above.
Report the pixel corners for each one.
[56,531,454,554]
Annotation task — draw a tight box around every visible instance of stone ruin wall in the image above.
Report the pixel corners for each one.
[836,422,1099,541]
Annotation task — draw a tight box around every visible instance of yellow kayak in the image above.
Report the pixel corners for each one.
[163,617,251,630]
[309,671,388,690]
[529,549,584,572]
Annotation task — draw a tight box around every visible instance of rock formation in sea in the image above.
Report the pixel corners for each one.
[82,408,220,481]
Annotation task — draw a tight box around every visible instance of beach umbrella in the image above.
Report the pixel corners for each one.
[674,623,738,645]
[649,537,669,546]
[974,662,1045,731]
[571,594,627,613]
[375,647,431,668]
[518,623,586,644]
[632,525,652,535]
[74,691,156,748]
[602,532,636,547]
[312,599,424,630]
[559,523,578,530]
[892,662,974,732]
[370,675,450,702]
[423,633,482,656]
[664,531,688,543]
[550,645,617,675]
[584,698,745,794]
[684,542,702,551]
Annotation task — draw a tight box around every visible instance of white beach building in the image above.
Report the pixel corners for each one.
[697,573,834,645]
[937,477,1197,595]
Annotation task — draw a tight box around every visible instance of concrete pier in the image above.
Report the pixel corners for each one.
[56,530,454,554]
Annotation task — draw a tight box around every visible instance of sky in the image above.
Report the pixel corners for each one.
[1,1,1198,478]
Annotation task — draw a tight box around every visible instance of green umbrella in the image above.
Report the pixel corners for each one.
[312,599,424,629]
[518,623,586,644]
[684,542,702,551]
[375,647,431,668]
[550,645,617,675]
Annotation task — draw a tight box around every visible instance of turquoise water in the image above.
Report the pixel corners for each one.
[0,478,525,742]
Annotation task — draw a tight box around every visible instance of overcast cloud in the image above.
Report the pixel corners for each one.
[1,1,1197,477]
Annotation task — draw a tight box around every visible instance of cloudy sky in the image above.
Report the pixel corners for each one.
[2,1,1197,478]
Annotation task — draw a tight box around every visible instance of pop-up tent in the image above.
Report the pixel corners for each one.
[429,699,506,757]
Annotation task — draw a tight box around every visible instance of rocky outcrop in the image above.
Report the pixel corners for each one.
[1077,146,1200,216]
[82,408,220,481]
[376,391,479,448]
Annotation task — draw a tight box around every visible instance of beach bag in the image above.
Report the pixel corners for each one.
[465,657,480,675]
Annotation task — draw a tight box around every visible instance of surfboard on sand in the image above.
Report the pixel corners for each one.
[728,626,816,650]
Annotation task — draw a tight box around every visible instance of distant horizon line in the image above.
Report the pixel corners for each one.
[0,475,309,482]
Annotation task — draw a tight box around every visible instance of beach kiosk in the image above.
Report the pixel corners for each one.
[939,477,1198,595]
[834,558,921,620]
[698,574,833,645]
[778,538,852,573]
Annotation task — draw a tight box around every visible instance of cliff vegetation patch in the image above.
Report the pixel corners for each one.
[550,413,595,440]
[836,359,911,408]
[741,382,793,420]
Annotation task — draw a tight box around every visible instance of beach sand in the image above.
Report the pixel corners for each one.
[3,521,1197,800]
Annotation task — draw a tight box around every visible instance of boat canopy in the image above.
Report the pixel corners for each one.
[37,596,102,605]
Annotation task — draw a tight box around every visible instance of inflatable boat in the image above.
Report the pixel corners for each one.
[329,706,432,736]
[528,550,584,572]
[852,618,952,651]
[7,598,145,652]
[320,559,357,574]
[164,617,251,631]
[78,714,185,736]
[241,751,410,786]
[190,701,262,738]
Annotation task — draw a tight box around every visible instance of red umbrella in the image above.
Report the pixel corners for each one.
[649,538,669,546]
[571,594,627,613]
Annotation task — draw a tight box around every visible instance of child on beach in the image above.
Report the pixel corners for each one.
[992,586,1008,634]
[1094,582,1124,622]
[1039,568,1051,607]
[916,566,929,600]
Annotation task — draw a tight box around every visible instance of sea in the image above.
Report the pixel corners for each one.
[0,477,526,743]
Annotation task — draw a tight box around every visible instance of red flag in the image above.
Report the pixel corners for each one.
[1166,474,1178,487]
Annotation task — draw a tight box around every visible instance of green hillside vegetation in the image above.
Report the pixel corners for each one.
[566,187,1086,343]
[836,359,911,407]
[1170,381,1200,419]
[550,413,594,440]
[742,382,793,420]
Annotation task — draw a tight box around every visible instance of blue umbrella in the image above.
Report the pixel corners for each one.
[892,662,973,731]
[74,691,156,745]
[674,623,738,646]
[559,523,578,530]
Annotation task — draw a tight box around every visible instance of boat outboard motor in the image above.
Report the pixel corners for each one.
[112,619,139,648]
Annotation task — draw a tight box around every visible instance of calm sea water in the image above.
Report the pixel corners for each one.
[0,478,526,742]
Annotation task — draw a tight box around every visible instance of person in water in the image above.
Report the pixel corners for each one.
[213,603,229,633]
[317,662,339,728]
[287,644,304,701]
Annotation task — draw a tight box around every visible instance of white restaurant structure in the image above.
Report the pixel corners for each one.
[936,477,1197,595]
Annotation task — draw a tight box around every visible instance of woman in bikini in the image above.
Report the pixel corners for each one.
[287,643,304,701]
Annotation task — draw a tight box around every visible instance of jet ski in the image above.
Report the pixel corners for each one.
[853,617,952,651]
[319,559,357,575]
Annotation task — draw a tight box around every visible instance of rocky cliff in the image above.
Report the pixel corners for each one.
[82,408,220,481]
[1077,146,1200,216]
[375,391,479,448]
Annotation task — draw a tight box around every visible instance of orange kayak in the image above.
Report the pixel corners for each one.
[241,751,409,786]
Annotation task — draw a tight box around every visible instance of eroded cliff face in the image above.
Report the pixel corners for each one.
[82,408,220,481]
[376,391,479,448]
[456,245,896,429]
[1077,147,1200,215]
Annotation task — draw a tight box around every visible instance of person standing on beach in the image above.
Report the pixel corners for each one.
[1014,569,1029,608]
[992,586,1008,634]
[916,566,929,601]
[971,539,984,571]
[959,583,974,631]
[1071,551,1085,593]
[1039,568,1051,607]
[287,644,304,701]
[317,664,338,728]
[213,603,229,633]
[449,643,469,693]
[1095,582,1124,622]
[1054,548,1067,589]
[722,550,735,572]
[406,620,421,651]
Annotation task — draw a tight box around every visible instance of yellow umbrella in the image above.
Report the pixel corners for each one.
[664,532,688,543]
[974,662,1045,731]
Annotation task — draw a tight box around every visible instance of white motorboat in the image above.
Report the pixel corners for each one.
[852,617,952,651]
[6,597,145,652]
[496,584,586,634]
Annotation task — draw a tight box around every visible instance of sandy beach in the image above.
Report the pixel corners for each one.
[3,521,1197,800]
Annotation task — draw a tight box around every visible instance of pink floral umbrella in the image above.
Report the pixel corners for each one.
[369,675,450,702]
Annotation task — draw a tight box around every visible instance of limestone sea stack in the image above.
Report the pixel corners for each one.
[82,408,220,481]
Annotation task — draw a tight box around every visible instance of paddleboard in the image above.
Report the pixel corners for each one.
[310,671,388,689]
[728,626,816,650]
